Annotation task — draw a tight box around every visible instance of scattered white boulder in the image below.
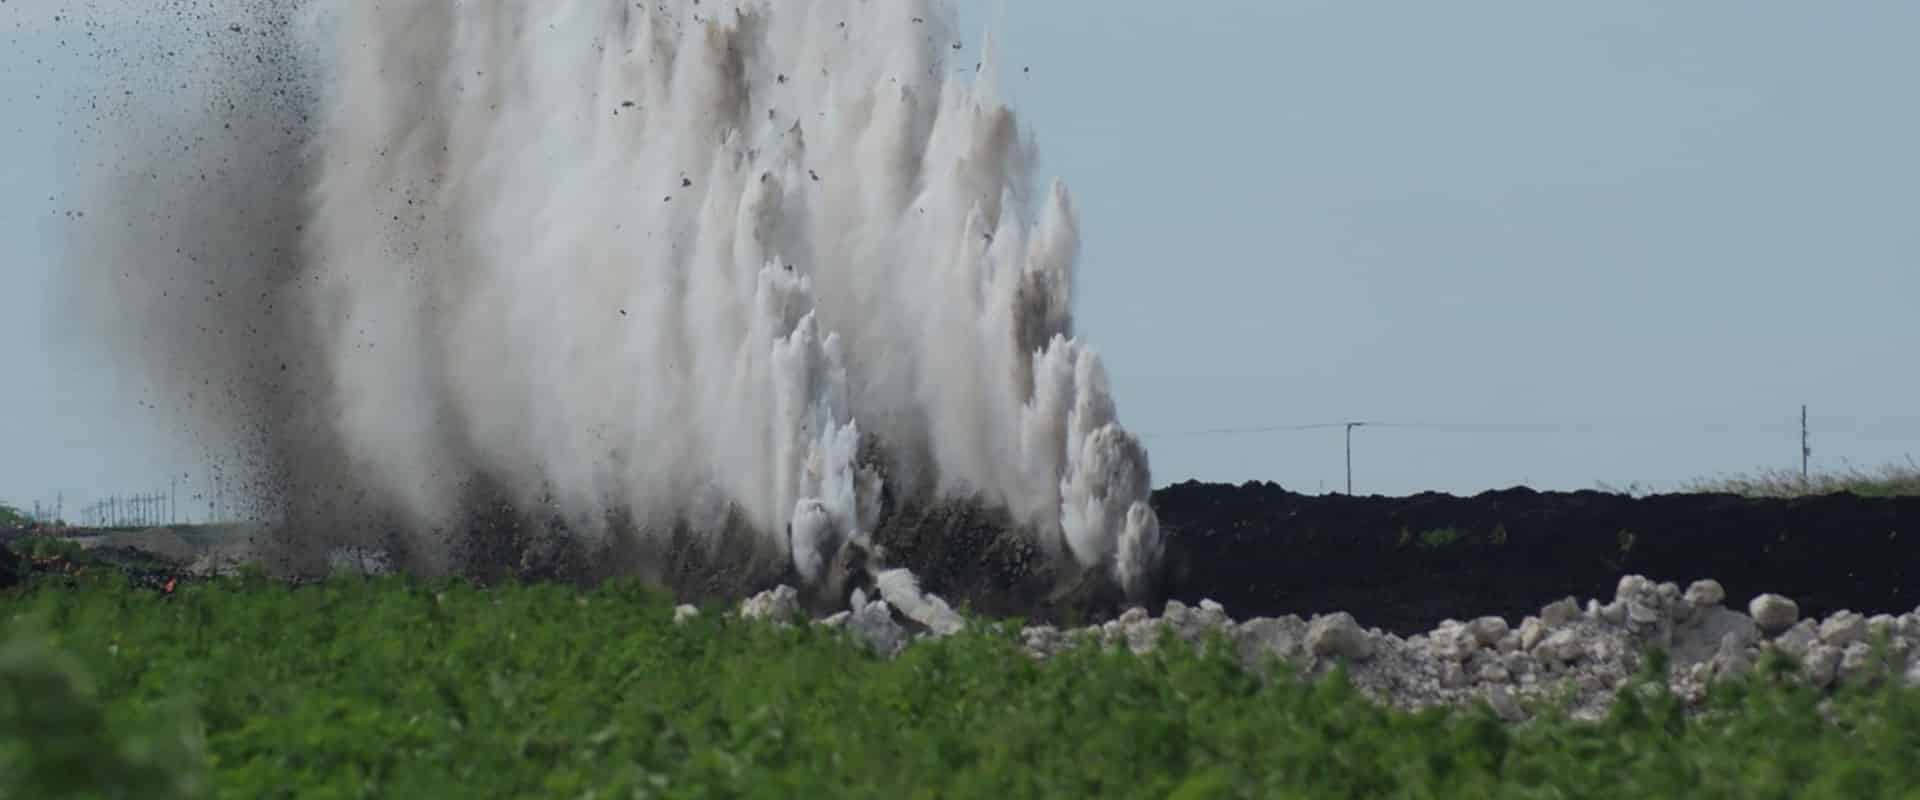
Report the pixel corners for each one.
[673,604,700,625]
[1819,610,1867,647]
[1486,684,1527,722]
[1306,612,1373,661]
[1518,617,1549,651]
[1533,630,1585,665]
[1749,593,1800,633]
[1803,645,1842,688]
[872,568,966,638]
[713,573,1920,723]
[1540,597,1580,627]
[1197,599,1232,629]
[1429,621,1478,662]
[1869,614,1899,638]
[739,585,801,623]
[1840,642,1875,684]
[1672,606,1758,668]
[844,592,907,657]
[1021,624,1065,659]
[1685,579,1725,607]
[1774,621,1818,659]
[1469,616,1510,646]
[1235,616,1308,665]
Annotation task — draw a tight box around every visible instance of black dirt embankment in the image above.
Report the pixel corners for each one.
[27,482,1917,638]
[0,535,20,589]
[1154,481,1920,636]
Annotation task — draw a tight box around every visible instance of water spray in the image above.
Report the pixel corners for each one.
[63,0,1163,609]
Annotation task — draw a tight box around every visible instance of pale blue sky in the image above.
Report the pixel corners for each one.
[5,2,1919,516]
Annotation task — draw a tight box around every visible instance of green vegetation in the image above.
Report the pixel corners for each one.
[1604,460,1920,499]
[8,536,87,564]
[0,634,206,799]
[6,574,1920,798]
[0,504,31,530]
[1420,521,1459,548]
[1417,527,1463,549]
[1396,525,1506,550]
[1679,460,1920,499]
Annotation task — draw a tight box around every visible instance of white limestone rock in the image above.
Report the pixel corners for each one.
[1487,684,1528,722]
[1802,644,1842,688]
[1749,593,1800,634]
[740,585,801,623]
[1684,579,1726,608]
[1540,598,1581,627]
[1519,617,1549,652]
[1533,630,1585,665]
[1429,621,1479,662]
[1307,612,1374,661]
[1819,610,1867,648]
[846,597,907,658]
[1469,616,1511,646]
[1237,616,1308,665]
[1774,621,1819,659]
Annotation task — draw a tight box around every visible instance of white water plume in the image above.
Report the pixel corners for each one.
[301,0,1163,597]
[61,0,1161,599]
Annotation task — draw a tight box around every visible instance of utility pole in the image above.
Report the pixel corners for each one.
[1346,421,1367,495]
[1801,405,1810,487]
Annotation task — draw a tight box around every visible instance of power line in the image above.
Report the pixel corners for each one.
[1137,407,1918,496]
[1141,418,1917,439]
[1143,421,1349,439]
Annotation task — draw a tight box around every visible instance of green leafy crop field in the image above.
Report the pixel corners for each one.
[5,572,1920,799]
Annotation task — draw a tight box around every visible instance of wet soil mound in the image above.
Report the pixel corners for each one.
[1154,481,1920,635]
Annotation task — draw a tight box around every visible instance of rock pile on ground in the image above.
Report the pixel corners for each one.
[733,574,1920,721]
[731,571,964,658]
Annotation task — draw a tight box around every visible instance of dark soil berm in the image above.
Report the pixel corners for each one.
[1152,481,1920,635]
